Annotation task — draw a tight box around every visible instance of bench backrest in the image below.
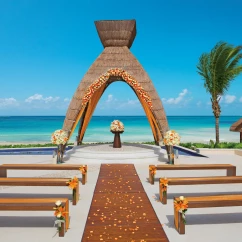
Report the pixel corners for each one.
[156,164,235,170]
[161,176,242,185]
[174,194,242,208]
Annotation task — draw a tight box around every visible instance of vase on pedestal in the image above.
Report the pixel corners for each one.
[111,131,123,148]
[56,144,64,164]
[167,145,174,165]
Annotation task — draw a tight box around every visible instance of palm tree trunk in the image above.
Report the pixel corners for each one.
[215,117,219,144]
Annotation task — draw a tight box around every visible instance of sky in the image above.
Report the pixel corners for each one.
[1,0,242,116]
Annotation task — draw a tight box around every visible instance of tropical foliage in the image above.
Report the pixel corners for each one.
[197,41,242,143]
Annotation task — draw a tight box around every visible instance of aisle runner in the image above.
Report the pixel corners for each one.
[81,164,169,242]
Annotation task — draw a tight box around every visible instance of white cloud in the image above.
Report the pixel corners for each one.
[117,99,141,109]
[0,98,18,107]
[239,97,242,102]
[162,89,189,104]
[25,94,60,103]
[106,94,113,103]
[223,95,236,104]
[64,98,70,102]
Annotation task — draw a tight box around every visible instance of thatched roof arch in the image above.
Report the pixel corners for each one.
[62,20,169,144]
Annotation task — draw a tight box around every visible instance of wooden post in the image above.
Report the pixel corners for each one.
[149,165,155,184]
[174,200,185,234]
[58,222,65,237]
[178,211,185,234]
[0,168,7,177]
[82,173,86,185]
[72,181,79,205]
[65,200,69,231]
[227,166,236,176]
[159,180,167,204]
[82,165,87,185]
[240,132,242,143]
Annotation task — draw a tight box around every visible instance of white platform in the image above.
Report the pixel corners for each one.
[64,143,167,164]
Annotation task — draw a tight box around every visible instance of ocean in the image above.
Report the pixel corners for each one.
[0,116,241,144]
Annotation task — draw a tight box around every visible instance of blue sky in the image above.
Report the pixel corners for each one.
[1,0,242,116]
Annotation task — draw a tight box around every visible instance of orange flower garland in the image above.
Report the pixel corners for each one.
[82,68,153,109]
[160,177,168,195]
[174,196,188,223]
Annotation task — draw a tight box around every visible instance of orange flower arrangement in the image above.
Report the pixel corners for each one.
[174,196,188,223]
[149,166,156,176]
[53,200,68,231]
[160,177,168,195]
[79,165,87,175]
[66,176,79,190]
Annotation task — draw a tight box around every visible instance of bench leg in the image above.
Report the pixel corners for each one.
[59,222,65,237]
[227,167,236,176]
[65,200,69,232]
[72,183,79,205]
[0,168,7,177]
[159,184,167,204]
[174,208,185,234]
[82,173,87,185]
[149,165,155,184]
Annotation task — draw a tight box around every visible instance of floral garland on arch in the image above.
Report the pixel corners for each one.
[81,68,153,109]
[51,130,68,145]
[174,196,188,224]
[110,120,124,132]
[163,130,180,146]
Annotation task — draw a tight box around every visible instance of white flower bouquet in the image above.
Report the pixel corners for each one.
[163,130,180,146]
[51,129,68,145]
[110,120,124,132]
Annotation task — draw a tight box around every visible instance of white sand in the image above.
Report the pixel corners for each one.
[0,147,242,242]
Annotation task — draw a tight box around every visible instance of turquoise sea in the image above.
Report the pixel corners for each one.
[0,116,241,144]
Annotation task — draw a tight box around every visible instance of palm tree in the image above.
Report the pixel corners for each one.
[197,41,242,144]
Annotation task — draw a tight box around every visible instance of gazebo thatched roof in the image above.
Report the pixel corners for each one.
[95,20,136,48]
[230,118,242,132]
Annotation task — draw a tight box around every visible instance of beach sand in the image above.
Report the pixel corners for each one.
[0,146,242,242]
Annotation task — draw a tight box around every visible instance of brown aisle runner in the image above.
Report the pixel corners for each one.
[81,164,169,242]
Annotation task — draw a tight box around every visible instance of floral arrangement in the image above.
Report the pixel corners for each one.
[66,176,79,190]
[110,120,124,132]
[149,166,156,176]
[79,165,87,175]
[163,130,180,146]
[174,196,188,223]
[160,177,168,196]
[53,200,68,230]
[51,129,68,145]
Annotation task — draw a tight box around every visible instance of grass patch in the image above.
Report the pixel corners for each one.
[179,141,242,150]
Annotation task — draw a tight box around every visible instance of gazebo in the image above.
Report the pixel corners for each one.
[62,20,170,145]
[230,118,242,143]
